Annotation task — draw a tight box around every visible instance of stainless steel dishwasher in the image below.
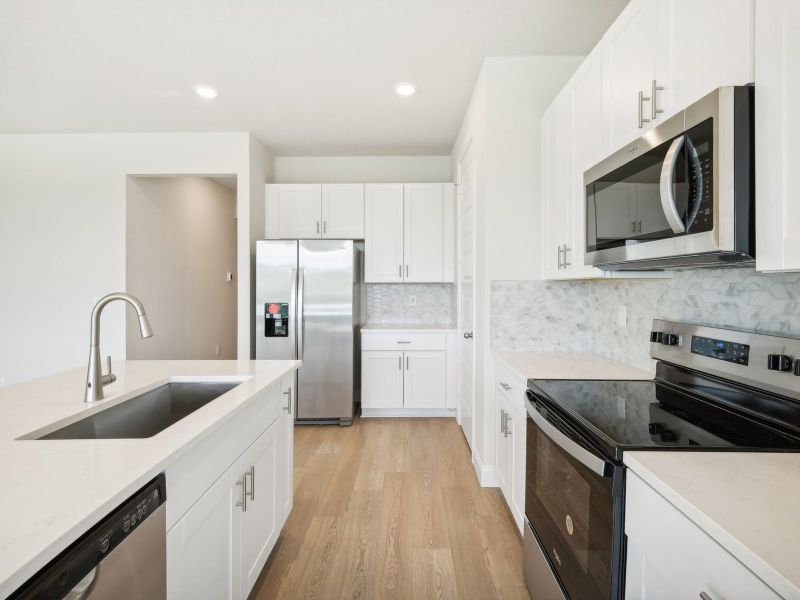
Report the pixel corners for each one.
[11,474,166,599]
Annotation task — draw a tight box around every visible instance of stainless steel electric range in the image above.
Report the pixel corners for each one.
[523,320,800,600]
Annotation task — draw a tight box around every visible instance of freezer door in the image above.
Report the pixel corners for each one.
[256,240,298,360]
[297,240,355,422]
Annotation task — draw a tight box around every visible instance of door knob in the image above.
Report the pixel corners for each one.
[463,331,473,339]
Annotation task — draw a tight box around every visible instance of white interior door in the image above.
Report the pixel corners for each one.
[457,145,475,449]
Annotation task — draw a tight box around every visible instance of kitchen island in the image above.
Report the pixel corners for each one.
[0,359,299,598]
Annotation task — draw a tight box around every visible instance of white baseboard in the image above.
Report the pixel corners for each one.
[471,451,499,487]
[361,408,456,418]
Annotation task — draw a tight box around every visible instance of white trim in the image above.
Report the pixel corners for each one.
[360,408,455,418]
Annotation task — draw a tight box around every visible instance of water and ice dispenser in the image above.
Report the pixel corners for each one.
[264,302,289,337]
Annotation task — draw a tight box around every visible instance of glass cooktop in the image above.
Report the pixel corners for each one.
[528,369,800,462]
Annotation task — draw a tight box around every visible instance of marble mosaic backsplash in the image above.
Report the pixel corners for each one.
[366,283,455,326]
[492,268,800,372]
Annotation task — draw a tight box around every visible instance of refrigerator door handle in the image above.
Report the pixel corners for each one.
[289,268,299,360]
[297,268,305,361]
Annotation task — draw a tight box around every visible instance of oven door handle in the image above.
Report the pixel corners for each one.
[527,402,610,477]
[659,134,687,234]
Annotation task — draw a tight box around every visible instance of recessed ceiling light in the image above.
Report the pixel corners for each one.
[193,84,218,99]
[394,82,416,97]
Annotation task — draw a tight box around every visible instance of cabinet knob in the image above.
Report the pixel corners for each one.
[463,331,473,339]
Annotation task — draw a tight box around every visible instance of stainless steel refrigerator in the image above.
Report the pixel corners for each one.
[255,240,364,425]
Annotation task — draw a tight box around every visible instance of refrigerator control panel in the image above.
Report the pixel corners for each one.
[264,302,289,337]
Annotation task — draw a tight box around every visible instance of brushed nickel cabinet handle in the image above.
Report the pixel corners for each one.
[398,356,402,370]
[236,477,247,512]
[500,382,512,391]
[323,220,327,234]
[563,245,571,268]
[638,90,651,128]
[316,220,320,234]
[246,466,255,501]
[699,593,713,600]
[651,79,664,119]
[283,388,292,414]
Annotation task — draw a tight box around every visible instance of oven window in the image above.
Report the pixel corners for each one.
[586,118,714,253]
[526,412,616,599]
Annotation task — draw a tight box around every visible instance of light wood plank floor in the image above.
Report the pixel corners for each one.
[251,416,529,600]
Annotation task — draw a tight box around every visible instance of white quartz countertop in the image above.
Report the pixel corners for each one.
[361,323,457,332]
[0,359,299,597]
[495,351,654,382]
[625,452,800,599]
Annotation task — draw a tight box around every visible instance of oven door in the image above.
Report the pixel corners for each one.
[525,392,624,600]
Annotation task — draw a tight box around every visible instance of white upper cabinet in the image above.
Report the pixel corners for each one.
[365,183,455,283]
[755,0,800,272]
[321,184,364,238]
[266,184,322,239]
[602,0,754,156]
[404,184,444,282]
[365,184,405,282]
[602,0,660,154]
[266,183,364,239]
[656,0,754,120]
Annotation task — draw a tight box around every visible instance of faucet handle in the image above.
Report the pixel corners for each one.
[101,356,117,385]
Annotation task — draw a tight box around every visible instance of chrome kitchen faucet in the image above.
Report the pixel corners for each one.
[84,293,153,403]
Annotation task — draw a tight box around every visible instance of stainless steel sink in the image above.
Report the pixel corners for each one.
[38,381,241,440]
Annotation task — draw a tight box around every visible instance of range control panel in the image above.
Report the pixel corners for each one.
[691,336,750,365]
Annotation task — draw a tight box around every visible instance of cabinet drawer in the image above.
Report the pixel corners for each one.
[625,471,781,600]
[494,358,527,412]
[361,332,446,351]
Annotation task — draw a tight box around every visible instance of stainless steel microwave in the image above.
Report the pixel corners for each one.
[584,86,754,270]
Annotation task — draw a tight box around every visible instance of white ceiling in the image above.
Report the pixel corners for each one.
[0,0,627,155]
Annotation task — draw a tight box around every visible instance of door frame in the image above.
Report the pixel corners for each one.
[456,140,476,451]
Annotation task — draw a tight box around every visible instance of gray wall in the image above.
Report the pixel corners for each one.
[126,176,238,360]
[492,268,800,372]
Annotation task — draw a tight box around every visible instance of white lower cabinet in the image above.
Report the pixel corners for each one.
[493,358,526,533]
[625,471,781,600]
[167,461,242,600]
[361,330,457,415]
[362,350,405,409]
[166,373,295,600]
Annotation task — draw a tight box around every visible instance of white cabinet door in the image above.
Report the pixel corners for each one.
[365,184,404,282]
[542,89,573,279]
[656,0,754,120]
[403,351,446,409]
[240,421,279,596]
[494,390,512,502]
[321,184,364,239]
[167,461,242,600]
[404,184,444,282]
[602,0,659,154]
[361,350,404,408]
[625,471,781,600]
[276,375,294,529]
[755,0,800,272]
[569,42,604,278]
[266,184,322,239]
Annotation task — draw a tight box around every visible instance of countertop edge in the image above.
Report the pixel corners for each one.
[624,452,799,600]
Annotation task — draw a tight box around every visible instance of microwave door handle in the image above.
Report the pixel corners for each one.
[527,403,609,477]
[659,135,687,234]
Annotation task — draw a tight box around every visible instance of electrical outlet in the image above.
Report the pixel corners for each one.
[617,305,627,328]
[409,296,417,306]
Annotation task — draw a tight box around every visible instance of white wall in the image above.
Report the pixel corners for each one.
[125,176,237,360]
[0,132,271,386]
[450,56,583,483]
[274,155,452,183]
